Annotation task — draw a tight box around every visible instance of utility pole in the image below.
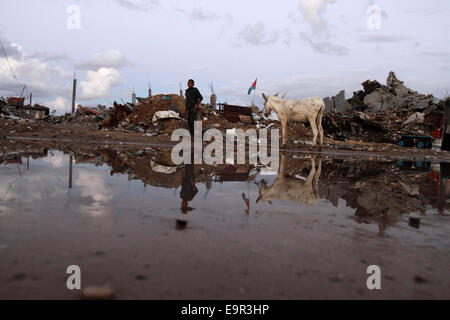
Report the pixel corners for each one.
[132,88,137,105]
[29,92,32,117]
[69,153,73,189]
[442,98,450,151]
[209,82,217,108]
[71,74,77,114]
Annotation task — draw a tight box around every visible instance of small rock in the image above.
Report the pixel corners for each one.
[13,273,27,281]
[135,275,147,281]
[81,285,115,300]
[409,217,421,229]
[176,220,188,230]
[414,276,427,284]
[330,274,345,282]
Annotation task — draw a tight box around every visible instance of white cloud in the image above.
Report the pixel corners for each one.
[187,7,220,21]
[296,0,348,55]
[75,168,115,216]
[299,0,336,33]
[76,169,114,203]
[42,153,66,168]
[0,165,68,206]
[44,97,69,115]
[239,22,280,46]
[0,35,72,100]
[0,155,116,217]
[300,33,348,55]
[0,36,129,110]
[77,49,131,70]
[0,36,22,58]
[79,67,124,100]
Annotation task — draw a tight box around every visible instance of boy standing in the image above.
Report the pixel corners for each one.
[185,79,203,137]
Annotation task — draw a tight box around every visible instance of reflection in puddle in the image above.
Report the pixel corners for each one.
[257,155,322,207]
[1,146,450,299]
[1,147,448,231]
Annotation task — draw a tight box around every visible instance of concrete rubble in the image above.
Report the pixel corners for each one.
[322,72,447,145]
[315,157,448,233]
[0,97,49,120]
[58,71,446,148]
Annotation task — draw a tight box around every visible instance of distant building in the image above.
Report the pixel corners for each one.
[20,105,50,119]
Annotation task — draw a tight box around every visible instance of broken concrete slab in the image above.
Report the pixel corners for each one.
[323,90,347,114]
[335,90,347,114]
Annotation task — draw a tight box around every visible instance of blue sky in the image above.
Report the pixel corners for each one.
[0,0,449,113]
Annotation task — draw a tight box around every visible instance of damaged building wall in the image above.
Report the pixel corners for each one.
[324,90,347,114]
[322,72,446,145]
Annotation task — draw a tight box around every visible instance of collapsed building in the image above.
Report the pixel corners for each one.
[322,72,447,144]
[65,71,447,147]
[0,97,50,120]
[71,93,310,141]
[1,71,448,151]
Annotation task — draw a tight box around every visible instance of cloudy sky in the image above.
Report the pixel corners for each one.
[0,0,449,114]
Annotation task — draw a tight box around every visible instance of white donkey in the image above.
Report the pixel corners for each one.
[262,93,325,149]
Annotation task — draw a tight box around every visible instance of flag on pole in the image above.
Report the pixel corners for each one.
[248,79,257,95]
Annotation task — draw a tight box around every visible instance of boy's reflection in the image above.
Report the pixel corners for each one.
[180,163,198,214]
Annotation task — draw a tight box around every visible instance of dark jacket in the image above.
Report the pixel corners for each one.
[185,87,203,110]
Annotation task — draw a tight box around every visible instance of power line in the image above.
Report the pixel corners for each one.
[0,37,30,99]
[19,83,27,98]
[0,37,22,84]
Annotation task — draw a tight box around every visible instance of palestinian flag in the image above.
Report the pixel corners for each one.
[248,79,257,95]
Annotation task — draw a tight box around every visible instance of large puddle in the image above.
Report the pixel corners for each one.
[1,147,450,299]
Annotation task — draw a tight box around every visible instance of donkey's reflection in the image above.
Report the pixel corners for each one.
[257,154,322,206]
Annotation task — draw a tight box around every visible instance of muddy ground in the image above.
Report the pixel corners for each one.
[2,118,450,162]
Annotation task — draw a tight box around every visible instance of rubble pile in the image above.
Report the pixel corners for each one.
[128,94,186,124]
[323,72,445,143]
[314,157,445,231]
[95,95,249,136]
[4,72,446,149]
[96,147,257,190]
[100,102,136,128]
[2,90,313,141]
[44,105,102,128]
[96,95,186,134]
[352,72,440,114]
[99,148,184,189]
[0,97,32,119]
